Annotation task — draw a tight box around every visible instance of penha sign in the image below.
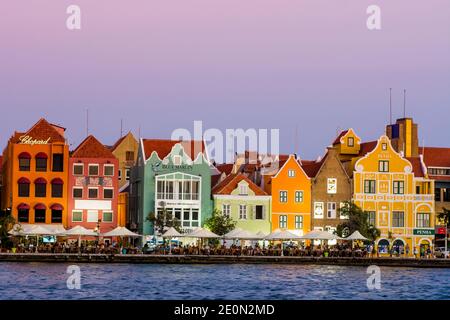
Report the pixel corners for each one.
[19,135,51,146]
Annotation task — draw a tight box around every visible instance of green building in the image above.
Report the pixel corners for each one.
[130,139,214,235]
[212,173,271,234]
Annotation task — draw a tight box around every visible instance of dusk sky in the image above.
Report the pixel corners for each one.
[1,0,449,160]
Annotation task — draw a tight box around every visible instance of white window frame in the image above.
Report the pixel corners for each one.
[87,210,99,223]
[347,137,354,147]
[73,187,83,199]
[327,202,337,219]
[102,211,114,223]
[288,169,296,177]
[88,164,99,176]
[239,185,248,195]
[239,205,247,220]
[88,187,99,199]
[104,164,115,177]
[314,202,324,219]
[295,215,303,229]
[378,160,389,172]
[295,190,303,203]
[279,190,288,203]
[222,204,231,217]
[279,215,288,229]
[103,187,114,199]
[72,210,83,222]
[327,178,337,194]
[73,163,84,176]
[125,168,131,181]
[339,202,349,219]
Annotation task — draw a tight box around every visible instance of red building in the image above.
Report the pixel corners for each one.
[68,135,119,236]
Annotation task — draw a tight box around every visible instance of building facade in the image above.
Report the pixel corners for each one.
[110,132,139,190]
[68,135,119,234]
[130,139,213,235]
[270,154,311,236]
[212,173,271,234]
[1,119,69,228]
[353,135,435,254]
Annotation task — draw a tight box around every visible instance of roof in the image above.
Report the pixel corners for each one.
[406,157,425,178]
[110,132,137,152]
[212,173,268,196]
[332,130,349,145]
[0,155,2,172]
[142,139,206,161]
[215,163,234,175]
[301,155,327,178]
[72,135,116,159]
[10,118,66,144]
[358,141,377,156]
[420,147,450,168]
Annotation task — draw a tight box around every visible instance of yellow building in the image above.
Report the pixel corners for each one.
[353,135,435,255]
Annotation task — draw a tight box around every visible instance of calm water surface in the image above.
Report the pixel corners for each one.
[0,263,449,300]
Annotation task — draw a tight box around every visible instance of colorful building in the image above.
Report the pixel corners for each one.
[130,139,213,235]
[1,119,69,229]
[212,173,271,234]
[68,135,119,234]
[353,135,435,254]
[267,154,312,236]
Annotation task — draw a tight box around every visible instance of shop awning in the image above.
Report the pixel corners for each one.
[34,203,47,210]
[51,178,64,185]
[50,203,64,211]
[18,177,30,184]
[34,177,47,184]
[18,152,31,159]
[35,152,48,159]
[17,203,30,210]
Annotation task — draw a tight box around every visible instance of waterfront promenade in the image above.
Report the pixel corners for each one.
[1,253,449,268]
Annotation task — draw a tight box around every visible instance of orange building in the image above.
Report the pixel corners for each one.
[1,119,70,229]
[269,154,312,235]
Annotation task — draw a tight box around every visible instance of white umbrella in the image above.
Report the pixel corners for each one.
[265,229,302,240]
[186,228,220,238]
[345,231,368,241]
[103,227,140,237]
[59,226,98,253]
[224,228,259,240]
[256,231,268,238]
[162,227,182,255]
[301,230,341,240]
[224,228,244,239]
[24,225,56,253]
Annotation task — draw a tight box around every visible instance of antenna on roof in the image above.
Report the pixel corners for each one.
[86,108,89,137]
[389,88,392,125]
[403,89,406,118]
[120,119,123,138]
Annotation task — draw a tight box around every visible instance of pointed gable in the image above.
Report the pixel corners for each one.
[142,139,206,161]
[333,128,361,155]
[72,135,116,159]
[11,118,66,144]
[212,173,268,196]
[111,132,137,152]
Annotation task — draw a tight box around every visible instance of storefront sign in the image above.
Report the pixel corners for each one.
[413,229,435,236]
[436,227,447,235]
[19,135,50,145]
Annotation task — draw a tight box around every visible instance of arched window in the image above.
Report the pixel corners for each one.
[50,204,63,223]
[377,239,390,254]
[18,177,30,197]
[51,178,64,198]
[17,203,30,223]
[392,239,405,255]
[34,178,47,197]
[34,203,47,223]
[18,152,31,171]
[35,153,48,172]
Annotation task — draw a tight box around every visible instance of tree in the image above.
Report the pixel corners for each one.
[0,210,16,248]
[146,208,182,236]
[204,209,237,236]
[437,208,450,226]
[336,201,380,242]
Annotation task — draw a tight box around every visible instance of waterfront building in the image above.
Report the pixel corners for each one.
[129,139,213,235]
[0,155,3,210]
[353,134,435,254]
[212,173,271,234]
[266,154,312,236]
[68,135,119,235]
[1,119,69,229]
[307,146,353,237]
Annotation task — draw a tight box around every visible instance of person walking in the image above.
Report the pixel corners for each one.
[405,244,410,257]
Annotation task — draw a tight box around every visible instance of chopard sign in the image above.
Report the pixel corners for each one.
[19,135,51,145]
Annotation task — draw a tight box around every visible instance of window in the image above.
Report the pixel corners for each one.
[34,209,46,223]
[88,188,98,199]
[51,210,62,223]
[279,191,288,203]
[118,169,122,180]
[347,137,354,147]
[103,188,114,199]
[364,180,376,194]
[279,215,287,229]
[393,181,405,194]
[295,215,303,229]
[239,205,247,219]
[314,202,324,218]
[191,209,199,226]
[35,182,47,197]
[295,191,303,203]
[327,202,337,219]
[173,155,182,165]
[18,181,30,197]
[417,213,430,228]
[174,209,182,220]
[428,168,450,176]
[443,189,450,202]
[73,164,84,176]
[435,188,441,202]
[36,158,47,172]
[72,211,83,222]
[382,143,388,150]
[18,209,29,223]
[87,210,99,223]
[103,211,113,222]
[327,178,337,194]
[339,202,349,219]
[392,211,405,227]
[239,185,248,195]
[255,205,264,220]
[19,158,30,171]
[125,168,130,181]
[368,211,376,226]
[222,204,231,217]
[52,183,63,198]
[89,164,99,176]
[52,154,64,172]
[104,165,114,177]
[126,151,135,161]
[73,188,83,198]
[378,160,389,172]
[288,169,295,177]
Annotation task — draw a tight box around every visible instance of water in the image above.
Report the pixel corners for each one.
[0,263,449,300]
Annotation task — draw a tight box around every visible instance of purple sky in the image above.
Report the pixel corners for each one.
[1,0,449,160]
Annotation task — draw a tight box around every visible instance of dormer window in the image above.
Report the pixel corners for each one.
[288,169,295,177]
[378,160,389,173]
[382,143,388,151]
[347,137,354,147]
[239,185,248,195]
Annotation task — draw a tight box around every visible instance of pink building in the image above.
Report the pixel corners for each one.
[68,135,119,236]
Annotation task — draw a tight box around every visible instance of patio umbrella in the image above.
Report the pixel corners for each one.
[59,226,98,253]
[103,227,141,254]
[185,228,220,254]
[224,228,244,239]
[25,225,56,253]
[300,230,341,240]
[162,227,182,254]
[265,229,302,256]
[344,231,369,249]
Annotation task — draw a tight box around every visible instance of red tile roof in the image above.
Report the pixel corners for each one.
[358,141,377,156]
[212,173,268,196]
[215,163,234,175]
[420,147,450,168]
[333,130,349,145]
[142,139,206,161]
[406,157,425,178]
[72,135,116,159]
[0,155,3,172]
[10,118,66,144]
[301,156,327,178]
